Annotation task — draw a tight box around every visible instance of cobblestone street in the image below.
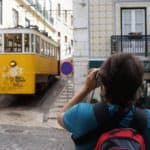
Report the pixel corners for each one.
[0,125,74,150]
[0,78,75,150]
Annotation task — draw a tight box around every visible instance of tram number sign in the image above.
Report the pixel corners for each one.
[60,62,73,75]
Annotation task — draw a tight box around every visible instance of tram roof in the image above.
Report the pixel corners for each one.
[0,27,59,47]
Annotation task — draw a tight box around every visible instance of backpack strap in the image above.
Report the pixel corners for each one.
[71,102,147,145]
[94,102,147,132]
[71,102,115,145]
[130,107,147,133]
[94,102,133,131]
[71,102,108,145]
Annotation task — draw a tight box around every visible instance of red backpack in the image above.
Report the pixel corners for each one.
[95,128,145,150]
[72,102,147,150]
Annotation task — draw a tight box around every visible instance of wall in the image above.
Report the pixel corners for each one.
[73,0,89,93]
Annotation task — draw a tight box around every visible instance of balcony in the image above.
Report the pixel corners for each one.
[111,34,150,57]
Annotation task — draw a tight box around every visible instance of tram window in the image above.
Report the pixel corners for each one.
[4,34,22,52]
[48,43,50,56]
[50,46,52,56]
[46,42,49,56]
[45,42,47,56]
[53,47,55,56]
[56,48,58,59]
[52,47,54,56]
[36,36,40,53]
[49,45,52,56]
[31,34,34,52]
[55,48,57,57]
[54,47,56,57]
[44,41,46,55]
[53,47,55,57]
[41,40,44,55]
[57,48,59,60]
[24,34,29,52]
[0,34,2,52]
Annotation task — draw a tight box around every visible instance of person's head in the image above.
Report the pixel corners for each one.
[100,53,144,106]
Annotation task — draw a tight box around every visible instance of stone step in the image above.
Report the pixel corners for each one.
[48,78,74,121]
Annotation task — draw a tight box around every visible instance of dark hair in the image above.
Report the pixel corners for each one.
[100,53,144,106]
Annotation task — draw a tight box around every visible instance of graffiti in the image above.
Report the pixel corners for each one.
[1,65,25,89]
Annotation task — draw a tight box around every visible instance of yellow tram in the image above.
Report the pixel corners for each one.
[0,27,60,94]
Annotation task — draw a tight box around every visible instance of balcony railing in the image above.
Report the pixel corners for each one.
[111,35,150,57]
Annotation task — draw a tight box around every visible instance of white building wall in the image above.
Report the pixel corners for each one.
[90,0,113,58]
[52,0,73,61]
[73,0,89,93]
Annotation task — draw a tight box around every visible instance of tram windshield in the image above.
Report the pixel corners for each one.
[4,33,22,52]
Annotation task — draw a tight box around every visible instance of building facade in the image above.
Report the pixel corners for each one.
[90,0,150,58]
[73,0,89,92]
[53,0,73,61]
[0,0,73,61]
[73,0,150,98]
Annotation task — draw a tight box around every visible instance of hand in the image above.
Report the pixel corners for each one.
[84,68,102,92]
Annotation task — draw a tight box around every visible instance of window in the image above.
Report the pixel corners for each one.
[4,34,22,53]
[71,15,73,26]
[71,40,73,46]
[48,0,54,24]
[57,3,61,17]
[65,10,67,22]
[41,39,44,54]
[47,43,50,56]
[31,34,35,52]
[0,34,2,52]
[36,36,40,53]
[25,18,30,27]
[122,8,146,35]
[121,8,146,53]
[49,0,52,17]
[12,9,19,27]
[0,0,2,24]
[58,32,61,37]
[65,36,67,43]
[24,34,29,52]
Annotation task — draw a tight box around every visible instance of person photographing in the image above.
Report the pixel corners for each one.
[57,53,150,150]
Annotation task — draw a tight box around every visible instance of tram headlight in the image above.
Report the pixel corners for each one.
[9,60,17,67]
